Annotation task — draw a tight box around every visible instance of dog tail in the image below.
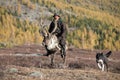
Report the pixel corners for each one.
[105,51,112,57]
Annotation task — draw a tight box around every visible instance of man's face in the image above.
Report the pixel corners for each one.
[54,16,59,21]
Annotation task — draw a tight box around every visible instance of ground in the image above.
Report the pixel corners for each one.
[0,44,120,80]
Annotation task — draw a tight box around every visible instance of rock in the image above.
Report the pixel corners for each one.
[29,71,43,78]
[8,68,18,73]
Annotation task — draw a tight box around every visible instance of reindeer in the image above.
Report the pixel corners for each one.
[39,25,67,65]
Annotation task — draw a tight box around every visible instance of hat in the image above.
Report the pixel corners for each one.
[53,13,60,17]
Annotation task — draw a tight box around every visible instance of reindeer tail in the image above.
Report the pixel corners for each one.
[105,51,112,57]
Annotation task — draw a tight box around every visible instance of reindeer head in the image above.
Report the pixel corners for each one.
[38,19,59,50]
[39,27,50,47]
[39,28,48,37]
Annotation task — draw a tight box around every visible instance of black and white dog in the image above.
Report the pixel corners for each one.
[96,51,112,71]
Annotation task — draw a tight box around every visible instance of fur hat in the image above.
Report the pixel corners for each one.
[53,13,60,17]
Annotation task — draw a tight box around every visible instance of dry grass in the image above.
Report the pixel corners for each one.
[0,45,120,80]
[1,65,120,80]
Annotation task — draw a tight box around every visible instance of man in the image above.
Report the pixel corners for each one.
[44,13,67,57]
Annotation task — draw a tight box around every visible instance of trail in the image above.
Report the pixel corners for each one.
[0,53,119,63]
[0,53,43,56]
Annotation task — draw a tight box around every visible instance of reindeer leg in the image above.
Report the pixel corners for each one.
[50,53,54,66]
[56,44,61,50]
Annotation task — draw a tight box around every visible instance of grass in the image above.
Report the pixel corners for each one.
[2,65,120,80]
[0,45,120,80]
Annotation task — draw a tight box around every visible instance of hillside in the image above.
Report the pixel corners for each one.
[0,0,120,50]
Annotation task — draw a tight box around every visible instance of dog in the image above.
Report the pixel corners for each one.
[96,51,112,71]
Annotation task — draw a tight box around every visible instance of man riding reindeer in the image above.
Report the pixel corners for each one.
[43,13,67,58]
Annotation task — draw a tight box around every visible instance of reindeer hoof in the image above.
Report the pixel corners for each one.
[50,63,54,66]
[43,53,50,56]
